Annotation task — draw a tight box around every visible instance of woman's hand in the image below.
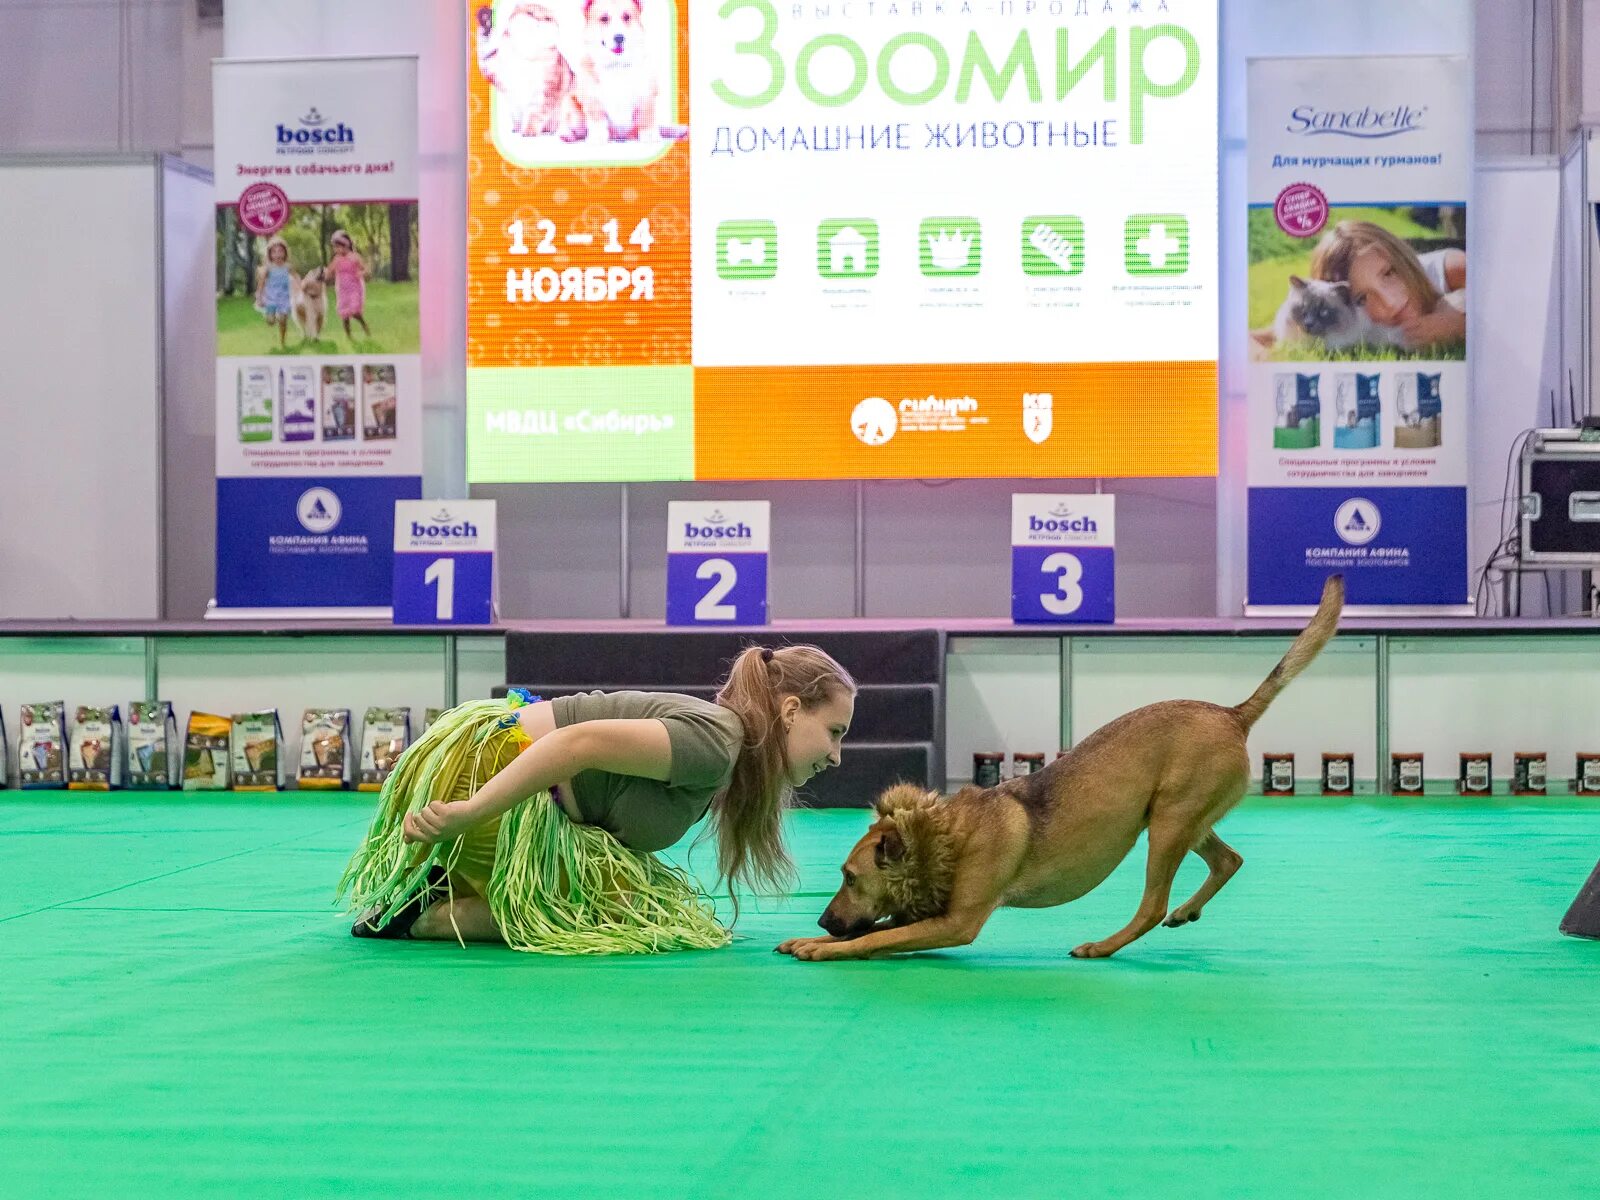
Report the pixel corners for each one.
[1399,304,1466,350]
[403,799,475,845]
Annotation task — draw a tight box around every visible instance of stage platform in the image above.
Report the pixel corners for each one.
[6,614,1600,637]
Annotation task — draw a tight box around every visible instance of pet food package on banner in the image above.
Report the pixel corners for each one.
[182,712,232,790]
[362,364,397,440]
[1332,373,1380,450]
[298,709,351,790]
[68,706,124,791]
[127,701,181,789]
[231,711,284,791]
[358,707,411,792]
[424,708,443,732]
[238,365,274,443]
[322,365,357,441]
[1394,372,1443,449]
[280,366,317,442]
[19,702,68,789]
[1272,373,1321,450]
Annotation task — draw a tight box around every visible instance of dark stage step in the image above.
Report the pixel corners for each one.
[502,627,947,802]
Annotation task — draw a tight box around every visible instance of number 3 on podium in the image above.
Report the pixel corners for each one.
[1039,551,1085,616]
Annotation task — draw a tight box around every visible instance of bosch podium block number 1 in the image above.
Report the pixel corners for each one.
[666,501,770,626]
[392,500,498,625]
[1010,494,1116,624]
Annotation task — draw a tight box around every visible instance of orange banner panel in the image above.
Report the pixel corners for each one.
[465,0,691,370]
[693,362,1218,480]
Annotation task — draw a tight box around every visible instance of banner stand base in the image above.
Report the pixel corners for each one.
[1246,605,1476,619]
[205,601,392,622]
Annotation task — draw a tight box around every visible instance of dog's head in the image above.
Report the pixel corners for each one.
[818,783,955,937]
[585,0,643,58]
[299,266,325,298]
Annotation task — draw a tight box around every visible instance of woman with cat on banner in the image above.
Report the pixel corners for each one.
[1251,214,1467,360]
[1311,220,1466,351]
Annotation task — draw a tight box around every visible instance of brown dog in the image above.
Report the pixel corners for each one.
[778,575,1344,963]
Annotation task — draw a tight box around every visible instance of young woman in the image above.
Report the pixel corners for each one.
[338,644,856,953]
[1311,219,1467,351]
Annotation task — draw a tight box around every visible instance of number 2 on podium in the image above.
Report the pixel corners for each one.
[695,558,737,620]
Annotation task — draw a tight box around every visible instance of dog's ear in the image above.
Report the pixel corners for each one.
[873,781,927,816]
[874,825,906,867]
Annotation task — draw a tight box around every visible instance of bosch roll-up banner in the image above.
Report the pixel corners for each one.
[1246,55,1470,611]
[211,56,421,616]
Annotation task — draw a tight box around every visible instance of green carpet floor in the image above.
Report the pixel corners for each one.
[2,793,1598,1199]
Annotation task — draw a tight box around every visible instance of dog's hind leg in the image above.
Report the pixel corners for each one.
[1162,830,1243,927]
[1070,817,1194,960]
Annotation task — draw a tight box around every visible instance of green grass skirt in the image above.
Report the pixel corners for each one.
[335,697,730,954]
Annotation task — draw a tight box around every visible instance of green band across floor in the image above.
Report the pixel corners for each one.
[2,796,1597,1197]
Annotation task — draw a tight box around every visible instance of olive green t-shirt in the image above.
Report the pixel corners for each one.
[550,690,745,852]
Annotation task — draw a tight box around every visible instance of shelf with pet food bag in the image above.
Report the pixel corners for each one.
[0,628,505,788]
[6,621,1600,796]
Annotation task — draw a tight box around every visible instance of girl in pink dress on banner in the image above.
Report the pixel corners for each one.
[327,229,372,343]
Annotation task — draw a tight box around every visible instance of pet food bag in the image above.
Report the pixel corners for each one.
[127,701,181,789]
[232,711,284,791]
[1272,373,1321,450]
[322,365,357,441]
[298,709,352,790]
[281,366,317,443]
[19,702,68,789]
[1394,372,1442,449]
[358,707,411,792]
[238,366,274,443]
[182,712,233,791]
[69,705,124,791]
[361,364,397,440]
[1332,373,1380,450]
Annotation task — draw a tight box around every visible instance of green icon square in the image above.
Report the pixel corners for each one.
[1021,216,1085,276]
[716,220,778,280]
[817,219,880,279]
[919,217,981,277]
[1124,214,1190,276]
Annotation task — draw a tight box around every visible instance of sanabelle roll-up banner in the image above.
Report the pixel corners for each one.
[1246,55,1470,611]
[211,56,421,615]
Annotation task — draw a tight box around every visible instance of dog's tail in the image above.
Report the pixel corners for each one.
[1233,574,1344,730]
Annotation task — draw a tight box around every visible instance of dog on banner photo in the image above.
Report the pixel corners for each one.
[475,0,688,145]
[779,574,1345,963]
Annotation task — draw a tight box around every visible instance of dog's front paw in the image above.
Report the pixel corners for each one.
[775,936,815,956]
[1070,940,1118,959]
[792,940,848,962]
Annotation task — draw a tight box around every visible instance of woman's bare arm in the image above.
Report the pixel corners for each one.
[403,718,673,843]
